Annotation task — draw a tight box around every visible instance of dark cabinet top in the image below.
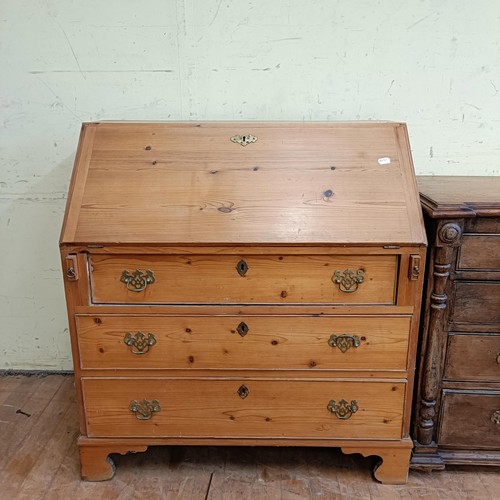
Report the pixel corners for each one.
[418,176,500,218]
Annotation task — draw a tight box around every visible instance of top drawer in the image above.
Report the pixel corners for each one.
[458,235,500,271]
[88,254,398,305]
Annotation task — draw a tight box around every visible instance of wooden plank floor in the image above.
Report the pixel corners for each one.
[0,375,498,500]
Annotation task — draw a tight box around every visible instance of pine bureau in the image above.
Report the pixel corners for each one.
[60,122,426,483]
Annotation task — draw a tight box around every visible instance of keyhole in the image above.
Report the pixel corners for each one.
[237,322,249,337]
[236,259,249,276]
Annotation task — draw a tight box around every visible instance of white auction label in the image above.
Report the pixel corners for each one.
[378,157,391,165]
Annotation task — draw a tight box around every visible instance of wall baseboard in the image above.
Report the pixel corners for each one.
[0,369,73,377]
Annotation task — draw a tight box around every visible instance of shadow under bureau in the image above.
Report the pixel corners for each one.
[60,122,426,483]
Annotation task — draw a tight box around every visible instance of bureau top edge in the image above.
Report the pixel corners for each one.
[81,120,403,127]
[59,242,427,252]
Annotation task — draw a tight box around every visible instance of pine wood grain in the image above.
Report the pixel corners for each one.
[76,314,411,371]
[61,122,426,246]
[89,254,398,305]
[59,121,427,484]
[82,378,405,439]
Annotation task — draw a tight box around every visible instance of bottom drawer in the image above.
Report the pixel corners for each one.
[82,378,405,439]
[438,390,500,449]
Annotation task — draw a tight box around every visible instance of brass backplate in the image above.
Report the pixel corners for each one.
[124,331,157,354]
[129,399,161,420]
[120,269,156,292]
[328,334,361,353]
[230,134,257,146]
[332,269,364,293]
[327,399,358,420]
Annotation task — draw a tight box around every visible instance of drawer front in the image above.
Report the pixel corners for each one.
[458,235,500,270]
[438,391,500,449]
[82,378,405,439]
[89,255,397,305]
[76,315,411,371]
[465,218,500,234]
[451,282,500,323]
[445,334,500,382]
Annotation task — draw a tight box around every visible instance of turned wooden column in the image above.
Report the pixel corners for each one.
[416,220,463,445]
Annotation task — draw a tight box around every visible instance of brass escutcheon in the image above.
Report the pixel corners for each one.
[237,321,249,337]
[129,399,161,420]
[230,134,257,146]
[236,259,249,277]
[332,269,365,293]
[328,334,361,353]
[120,269,155,292]
[491,411,500,424]
[237,384,250,399]
[327,399,358,420]
[124,332,157,354]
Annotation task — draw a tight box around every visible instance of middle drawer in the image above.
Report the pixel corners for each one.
[76,315,411,371]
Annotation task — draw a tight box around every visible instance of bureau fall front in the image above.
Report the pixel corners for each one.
[60,122,426,483]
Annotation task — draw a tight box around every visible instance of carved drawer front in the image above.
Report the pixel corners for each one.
[438,391,500,449]
[458,235,500,271]
[451,282,500,324]
[88,254,397,305]
[82,378,405,439]
[444,334,500,382]
[76,315,411,371]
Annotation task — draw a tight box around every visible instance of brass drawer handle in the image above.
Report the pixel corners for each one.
[124,332,156,354]
[120,269,155,292]
[332,269,364,293]
[327,399,358,420]
[230,134,257,146]
[491,411,500,424]
[328,334,361,353]
[129,399,161,420]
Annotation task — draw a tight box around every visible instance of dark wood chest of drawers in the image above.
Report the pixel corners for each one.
[60,122,426,483]
[412,176,500,469]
